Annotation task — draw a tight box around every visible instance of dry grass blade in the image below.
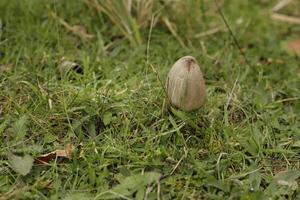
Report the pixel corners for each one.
[0,183,28,200]
[170,148,187,175]
[149,64,168,101]
[194,27,224,38]
[50,12,94,39]
[272,0,293,12]
[162,17,186,48]
[271,13,300,25]
[125,0,132,13]
[85,0,142,46]
[136,0,154,27]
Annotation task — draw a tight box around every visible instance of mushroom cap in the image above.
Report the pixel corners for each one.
[166,56,205,111]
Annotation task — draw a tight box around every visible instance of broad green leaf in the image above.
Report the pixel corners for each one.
[8,153,34,176]
[43,133,58,144]
[64,193,91,200]
[170,107,199,129]
[103,112,112,126]
[265,170,300,197]
[0,117,10,135]
[249,170,262,191]
[98,172,161,199]
[205,176,230,192]
[12,115,28,142]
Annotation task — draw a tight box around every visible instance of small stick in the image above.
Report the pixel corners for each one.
[271,13,300,25]
[170,148,187,175]
[156,178,161,200]
[194,27,223,38]
[170,154,185,175]
[272,0,293,12]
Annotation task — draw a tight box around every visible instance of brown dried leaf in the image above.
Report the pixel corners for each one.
[35,143,75,165]
[286,39,300,56]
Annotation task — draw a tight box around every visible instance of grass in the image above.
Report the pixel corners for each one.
[0,0,300,199]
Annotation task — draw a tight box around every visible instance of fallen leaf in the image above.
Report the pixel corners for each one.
[8,153,34,176]
[35,143,75,165]
[34,152,57,165]
[56,143,74,159]
[285,39,300,56]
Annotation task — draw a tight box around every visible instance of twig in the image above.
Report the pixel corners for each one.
[157,178,161,200]
[194,27,223,38]
[227,168,261,180]
[272,0,293,12]
[274,97,300,103]
[170,148,188,175]
[271,13,300,25]
[170,154,185,175]
[225,76,239,111]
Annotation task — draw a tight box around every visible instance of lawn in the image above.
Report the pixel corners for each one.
[0,0,300,199]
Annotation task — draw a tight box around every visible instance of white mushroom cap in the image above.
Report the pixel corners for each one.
[166,56,205,111]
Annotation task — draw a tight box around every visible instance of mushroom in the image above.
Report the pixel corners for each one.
[166,56,205,111]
